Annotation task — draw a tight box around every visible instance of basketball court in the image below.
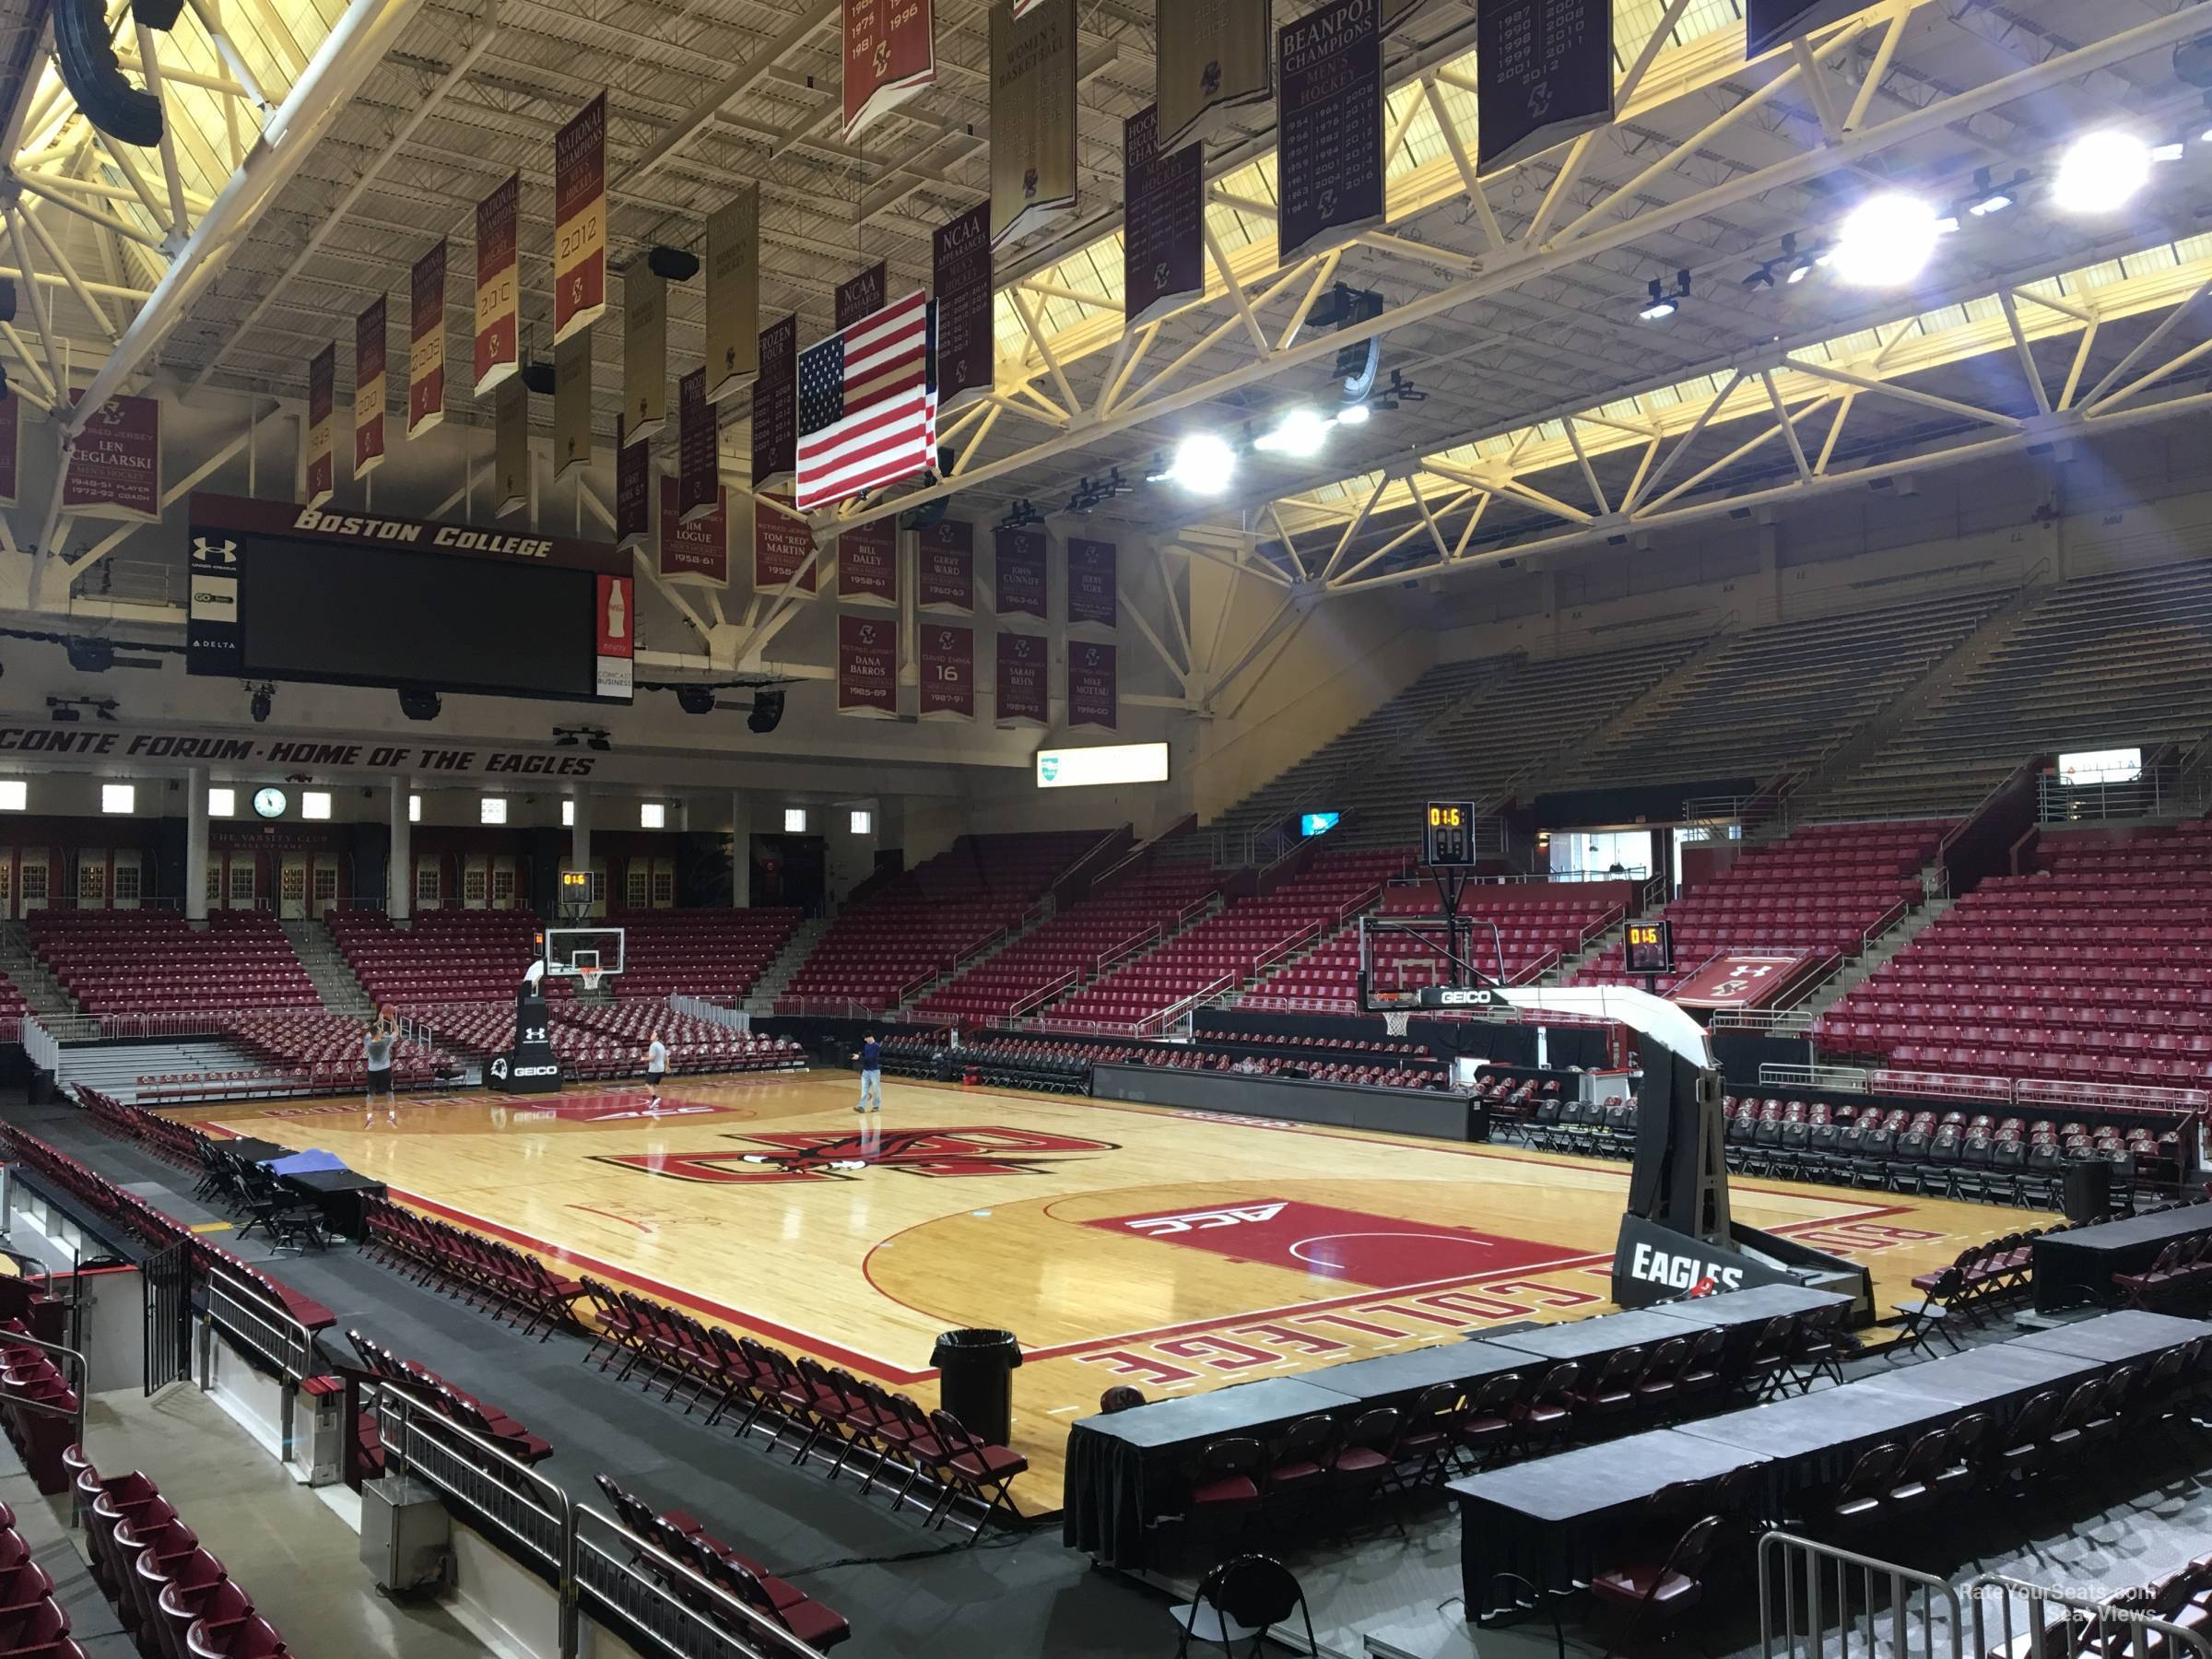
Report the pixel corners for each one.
[160,1066,2047,1507]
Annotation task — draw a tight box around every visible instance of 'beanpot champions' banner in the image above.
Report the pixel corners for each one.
[918,520,973,610]
[1277,0,1385,265]
[474,172,520,395]
[305,346,335,509]
[920,623,973,720]
[838,614,898,715]
[1067,640,1118,730]
[553,94,608,342]
[994,526,1047,618]
[838,522,897,605]
[408,242,446,438]
[996,630,1048,725]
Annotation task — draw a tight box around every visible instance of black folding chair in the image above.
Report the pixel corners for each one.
[1176,1554,1317,1658]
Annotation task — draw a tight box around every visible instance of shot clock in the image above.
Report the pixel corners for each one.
[1423,801,1478,867]
[1624,918,1675,975]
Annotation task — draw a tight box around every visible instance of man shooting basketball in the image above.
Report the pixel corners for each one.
[645,1030,667,1113]
[853,1031,883,1114]
[364,1006,397,1122]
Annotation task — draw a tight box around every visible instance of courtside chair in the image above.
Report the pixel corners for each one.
[1174,1554,1317,1659]
[925,1409,1028,1539]
[1188,1439,1266,1550]
[1322,1408,1404,1537]
[1510,1363,1578,1455]
[1262,1418,1335,1517]
[1589,1512,1725,1659]
[1822,1442,1903,1539]
[1393,1383,1463,1488]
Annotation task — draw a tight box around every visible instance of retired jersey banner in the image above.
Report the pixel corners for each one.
[407,241,446,438]
[553,94,608,343]
[493,374,529,517]
[305,345,335,508]
[616,418,651,553]
[622,265,668,445]
[658,475,729,587]
[0,394,16,506]
[677,368,717,523]
[753,494,818,594]
[64,392,161,522]
[1158,0,1272,150]
[474,172,520,395]
[1066,536,1117,629]
[1067,640,1118,730]
[837,614,898,716]
[990,0,1078,251]
[704,188,759,404]
[1477,0,1610,172]
[1277,0,1384,265]
[933,202,993,412]
[555,326,593,481]
[996,630,1048,725]
[842,0,935,138]
[919,622,973,720]
[1124,107,1205,328]
[838,522,897,606]
[751,314,798,489]
[917,519,973,611]
[354,298,387,477]
[1747,0,1858,57]
[994,526,1047,618]
[835,261,888,331]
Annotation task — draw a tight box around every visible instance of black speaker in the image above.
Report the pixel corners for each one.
[747,689,784,734]
[55,0,163,147]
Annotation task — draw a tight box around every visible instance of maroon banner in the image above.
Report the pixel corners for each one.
[354,296,387,477]
[1277,0,1385,264]
[919,623,973,720]
[753,496,818,593]
[64,393,162,522]
[995,630,1048,725]
[751,315,797,489]
[1066,536,1117,629]
[304,347,335,509]
[933,202,993,413]
[408,241,446,437]
[1067,640,1118,730]
[677,368,716,523]
[473,172,520,395]
[841,0,935,137]
[615,417,651,553]
[917,520,973,611]
[838,521,897,605]
[1124,107,1205,328]
[658,476,730,587]
[553,93,608,342]
[0,393,18,506]
[838,614,898,716]
[994,526,1047,618]
[1477,0,1611,172]
[834,261,888,331]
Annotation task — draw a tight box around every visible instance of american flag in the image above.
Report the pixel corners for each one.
[794,290,936,513]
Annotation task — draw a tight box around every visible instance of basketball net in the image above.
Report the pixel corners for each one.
[579,967,604,993]
[1382,1010,1410,1038]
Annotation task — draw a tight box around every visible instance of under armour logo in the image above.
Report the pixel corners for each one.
[191,537,237,568]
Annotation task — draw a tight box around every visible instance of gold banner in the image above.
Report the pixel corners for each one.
[473,172,519,396]
[556,325,593,482]
[407,240,447,438]
[622,265,667,445]
[305,343,335,509]
[354,297,386,477]
[553,93,608,342]
[990,0,1078,251]
[704,188,759,405]
[1158,0,1273,150]
[494,374,529,516]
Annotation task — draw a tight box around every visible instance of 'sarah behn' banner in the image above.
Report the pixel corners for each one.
[1476,0,1610,173]
[553,93,608,342]
[1124,107,1205,329]
[474,172,520,395]
[841,0,935,138]
[1067,640,1119,730]
[996,630,1048,725]
[1157,0,1273,151]
[753,495,818,594]
[838,522,897,605]
[917,520,973,610]
[615,417,651,553]
[1066,537,1117,629]
[990,0,1078,251]
[407,241,446,438]
[751,315,798,489]
[0,394,17,507]
[933,202,993,413]
[835,262,888,332]
[623,264,668,445]
[305,345,335,508]
[837,614,898,716]
[63,394,160,523]
[677,368,716,523]
[1277,0,1385,265]
[704,188,759,404]
[555,326,593,482]
[354,298,386,477]
[658,476,729,587]
[919,623,973,720]
[994,526,1047,618]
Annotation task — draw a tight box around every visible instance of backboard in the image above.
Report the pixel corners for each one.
[544,925,625,982]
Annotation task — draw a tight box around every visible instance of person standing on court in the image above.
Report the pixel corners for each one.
[645,1030,668,1113]
[364,1007,396,1122]
[854,1031,883,1113]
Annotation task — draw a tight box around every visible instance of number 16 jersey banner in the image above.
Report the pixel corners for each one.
[920,624,973,720]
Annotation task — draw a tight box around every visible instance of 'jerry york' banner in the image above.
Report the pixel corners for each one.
[305,347,335,509]
[408,241,446,438]
[554,93,608,342]
[1066,536,1117,629]
[474,172,520,395]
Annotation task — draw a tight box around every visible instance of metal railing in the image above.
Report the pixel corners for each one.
[2037,768,2181,825]
[1757,1061,2206,1117]
[1968,1572,2212,1659]
[667,996,750,1032]
[21,1018,58,1073]
[573,1504,831,1659]
[205,1262,320,1389]
[0,1329,89,1524]
[1759,1531,1959,1659]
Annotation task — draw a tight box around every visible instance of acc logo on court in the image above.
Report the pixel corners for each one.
[594,1125,1118,1184]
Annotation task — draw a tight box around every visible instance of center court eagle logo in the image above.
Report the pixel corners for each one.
[594,1125,1118,1184]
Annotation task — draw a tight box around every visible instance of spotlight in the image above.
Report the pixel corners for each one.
[747,688,784,735]
[399,688,441,722]
[552,729,577,747]
[1335,401,1371,427]
[646,245,700,282]
[2053,131,2156,213]
[1156,432,1238,494]
[1780,232,1818,284]
[1829,193,1942,287]
[588,731,611,753]
[1741,265,1774,292]
[521,359,556,395]
[995,500,1044,531]
[1637,275,1683,322]
[1254,406,1333,460]
[553,723,613,748]
[46,700,76,724]
[248,682,273,724]
[677,686,718,715]
[1962,166,2023,217]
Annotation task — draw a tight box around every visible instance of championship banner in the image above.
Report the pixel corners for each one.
[555,326,593,481]
[751,315,798,488]
[842,0,935,138]
[704,189,759,404]
[835,262,888,331]
[1157,0,1272,150]
[1477,0,1610,172]
[994,526,1047,618]
[753,494,818,593]
[1747,0,1857,57]
[995,630,1047,725]
[616,418,651,553]
[1277,0,1385,264]
[919,622,973,720]
[678,368,717,523]
[354,297,387,477]
[407,241,446,438]
[838,522,897,606]
[1067,640,1118,730]
[305,345,335,508]
[622,265,668,445]
[474,172,520,395]
[990,0,1078,251]
[917,519,973,611]
[933,202,993,412]
[658,475,729,587]
[0,394,16,506]
[1066,536,1117,629]
[553,94,608,343]
[837,614,898,716]
[1124,108,1205,328]
[494,374,529,517]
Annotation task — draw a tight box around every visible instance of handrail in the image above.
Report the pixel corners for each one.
[952,925,1008,971]
[1252,921,1322,980]
[573,1501,832,1659]
[1009,970,1079,1020]
[895,969,938,1006]
[1175,892,1218,930]
[1141,972,1237,1037]
[1968,1572,2212,1659]
[0,1329,88,1523]
[205,1261,319,1387]
[1093,925,1160,978]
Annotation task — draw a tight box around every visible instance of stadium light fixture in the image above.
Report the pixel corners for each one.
[1637,274,1685,322]
[246,682,274,724]
[2053,131,2164,213]
[1335,401,1371,427]
[1828,193,1946,287]
[1156,431,1239,493]
[399,689,441,722]
[1961,165,2023,217]
[1254,406,1333,459]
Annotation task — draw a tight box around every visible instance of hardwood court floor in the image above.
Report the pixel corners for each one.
[166,1070,2051,1509]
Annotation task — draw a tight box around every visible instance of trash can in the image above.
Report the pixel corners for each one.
[931,1327,1021,1445]
[2063,1155,2112,1224]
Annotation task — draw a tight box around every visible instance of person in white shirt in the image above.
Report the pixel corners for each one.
[645,1031,668,1113]
[364,1009,397,1124]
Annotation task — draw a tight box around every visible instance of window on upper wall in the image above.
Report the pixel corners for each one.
[114,863,140,902]
[641,803,666,830]
[0,782,25,812]
[783,808,807,833]
[229,865,254,902]
[626,866,649,908]
[416,865,440,905]
[302,792,332,820]
[408,794,422,823]
[480,796,508,826]
[651,868,675,906]
[851,809,873,836]
[101,784,134,815]
[562,801,575,827]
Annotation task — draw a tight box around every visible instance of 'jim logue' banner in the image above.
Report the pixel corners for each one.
[1277,0,1385,265]
[659,476,730,588]
[553,94,608,342]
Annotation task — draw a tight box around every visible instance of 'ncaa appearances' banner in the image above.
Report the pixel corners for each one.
[555,327,593,481]
[917,520,973,610]
[1124,108,1205,328]
[704,189,759,404]
[920,623,973,720]
[64,393,161,522]
[990,0,1078,250]
[838,522,897,605]
[0,394,16,506]
[408,241,446,438]
[835,262,888,332]
[553,94,608,343]
[751,315,798,489]
[354,298,386,477]
[677,369,716,523]
[837,614,898,716]
[996,630,1048,725]
[658,476,729,587]
[493,374,529,517]
[753,496,818,594]
[933,203,993,412]
[1476,0,1610,172]
[1066,537,1117,629]
[1747,0,1858,57]
[305,346,335,508]
[1159,0,1273,150]
[474,172,520,395]
[616,418,651,553]
[1067,640,1119,730]
[1277,0,1385,265]
[623,265,668,445]
[994,526,1048,618]
[842,0,935,137]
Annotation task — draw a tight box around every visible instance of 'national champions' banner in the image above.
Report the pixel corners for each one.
[63,393,160,523]
[704,189,759,404]
[553,94,608,342]
[751,315,798,489]
[354,297,387,477]
[1066,536,1117,629]
[918,520,973,610]
[842,0,935,137]
[996,630,1048,725]
[1158,0,1272,150]
[837,614,898,716]
[990,0,1078,250]
[474,172,520,395]
[659,476,729,587]
[408,241,446,438]
[920,623,973,720]
[933,202,993,412]
[994,526,1047,618]
[1476,0,1611,172]
[305,345,335,508]
[1277,0,1385,264]
[1067,640,1119,730]
[753,496,818,594]
[623,265,668,444]
[1124,107,1205,328]
[838,522,897,605]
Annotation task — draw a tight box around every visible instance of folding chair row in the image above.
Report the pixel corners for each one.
[360,1198,586,1339]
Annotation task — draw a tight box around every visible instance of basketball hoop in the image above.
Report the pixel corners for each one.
[579,966,604,994]
[1382,1010,1410,1038]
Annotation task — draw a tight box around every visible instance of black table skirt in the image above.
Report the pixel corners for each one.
[1061,1421,1147,1565]
[280,1171,387,1241]
[2034,1207,2212,1312]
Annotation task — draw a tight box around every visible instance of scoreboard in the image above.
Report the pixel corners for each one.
[186,493,633,703]
[1424,801,1477,867]
[1623,918,1675,975]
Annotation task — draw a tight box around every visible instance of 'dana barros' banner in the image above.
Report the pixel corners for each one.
[838,613,898,715]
